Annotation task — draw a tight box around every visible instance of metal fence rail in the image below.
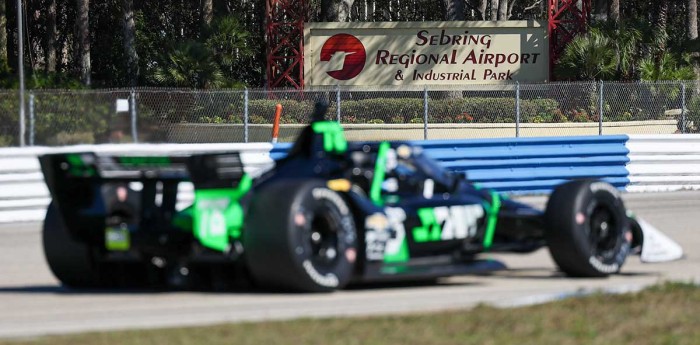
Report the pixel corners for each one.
[0,81,698,147]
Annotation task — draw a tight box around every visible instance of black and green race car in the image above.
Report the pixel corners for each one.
[39,103,683,292]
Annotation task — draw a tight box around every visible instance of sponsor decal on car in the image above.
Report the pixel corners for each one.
[105,225,130,251]
[312,121,348,154]
[588,256,619,274]
[193,174,252,252]
[302,260,340,287]
[590,182,620,198]
[199,208,227,237]
[312,188,349,215]
[365,208,408,262]
[413,205,484,242]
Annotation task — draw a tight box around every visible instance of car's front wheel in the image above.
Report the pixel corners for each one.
[545,180,631,277]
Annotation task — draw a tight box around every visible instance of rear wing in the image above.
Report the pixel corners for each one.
[38,151,264,240]
[40,152,244,199]
[39,149,270,193]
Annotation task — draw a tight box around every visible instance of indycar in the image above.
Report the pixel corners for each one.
[39,102,683,292]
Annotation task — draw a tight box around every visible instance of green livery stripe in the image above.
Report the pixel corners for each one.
[231,174,253,199]
[118,156,171,166]
[483,191,501,249]
[383,239,409,263]
[312,121,347,154]
[413,208,441,242]
[66,154,83,166]
[370,141,390,206]
[66,153,96,176]
[193,174,252,252]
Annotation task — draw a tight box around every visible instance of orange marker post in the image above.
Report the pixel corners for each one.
[271,103,282,143]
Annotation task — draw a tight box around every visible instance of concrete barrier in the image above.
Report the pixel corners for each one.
[2,134,698,223]
[626,135,700,192]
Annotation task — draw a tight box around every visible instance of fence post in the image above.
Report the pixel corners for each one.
[423,86,428,140]
[28,92,35,146]
[681,82,687,134]
[598,80,604,135]
[336,84,341,123]
[515,81,520,137]
[244,88,249,143]
[130,89,138,143]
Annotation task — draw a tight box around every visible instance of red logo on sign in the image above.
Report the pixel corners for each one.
[320,34,367,80]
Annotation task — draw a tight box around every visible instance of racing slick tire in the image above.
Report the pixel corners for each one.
[43,203,102,288]
[245,179,358,292]
[544,180,631,277]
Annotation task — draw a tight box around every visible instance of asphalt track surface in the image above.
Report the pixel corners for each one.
[1,191,699,339]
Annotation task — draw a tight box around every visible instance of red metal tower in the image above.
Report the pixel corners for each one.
[265,0,308,89]
[548,0,592,67]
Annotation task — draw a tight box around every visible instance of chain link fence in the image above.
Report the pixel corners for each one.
[1,81,698,147]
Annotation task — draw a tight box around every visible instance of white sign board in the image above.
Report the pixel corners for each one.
[304,21,548,86]
[116,99,129,112]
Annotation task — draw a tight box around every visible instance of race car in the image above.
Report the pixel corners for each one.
[39,102,684,292]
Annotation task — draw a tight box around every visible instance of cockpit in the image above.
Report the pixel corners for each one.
[348,142,460,205]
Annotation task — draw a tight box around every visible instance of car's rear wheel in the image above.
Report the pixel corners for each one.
[43,203,103,288]
[44,202,151,289]
[544,180,631,277]
[245,180,357,292]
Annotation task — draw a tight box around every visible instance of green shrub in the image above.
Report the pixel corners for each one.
[32,92,110,145]
[47,131,95,145]
[194,97,561,125]
[0,135,13,147]
[249,115,267,124]
[0,94,19,146]
[246,99,317,124]
[682,97,700,133]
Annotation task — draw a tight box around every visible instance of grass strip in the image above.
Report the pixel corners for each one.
[3,282,699,345]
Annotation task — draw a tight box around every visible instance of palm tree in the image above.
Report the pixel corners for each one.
[689,0,699,42]
[152,41,224,89]
[122,0,138,86]
[444,0,465,20]
[201,0,213,30]
[321,0,355,22]
[0,0,8,72]
[654,1,669,66]
[639,52,695,81]
[45,0,57,73]
[556,28,617,80]
[206,16,253,73]
[609,0,620,22]
[688,0,699,79]
[596,21,641,80]
[76,0,91,85]
[498,0,508,20]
